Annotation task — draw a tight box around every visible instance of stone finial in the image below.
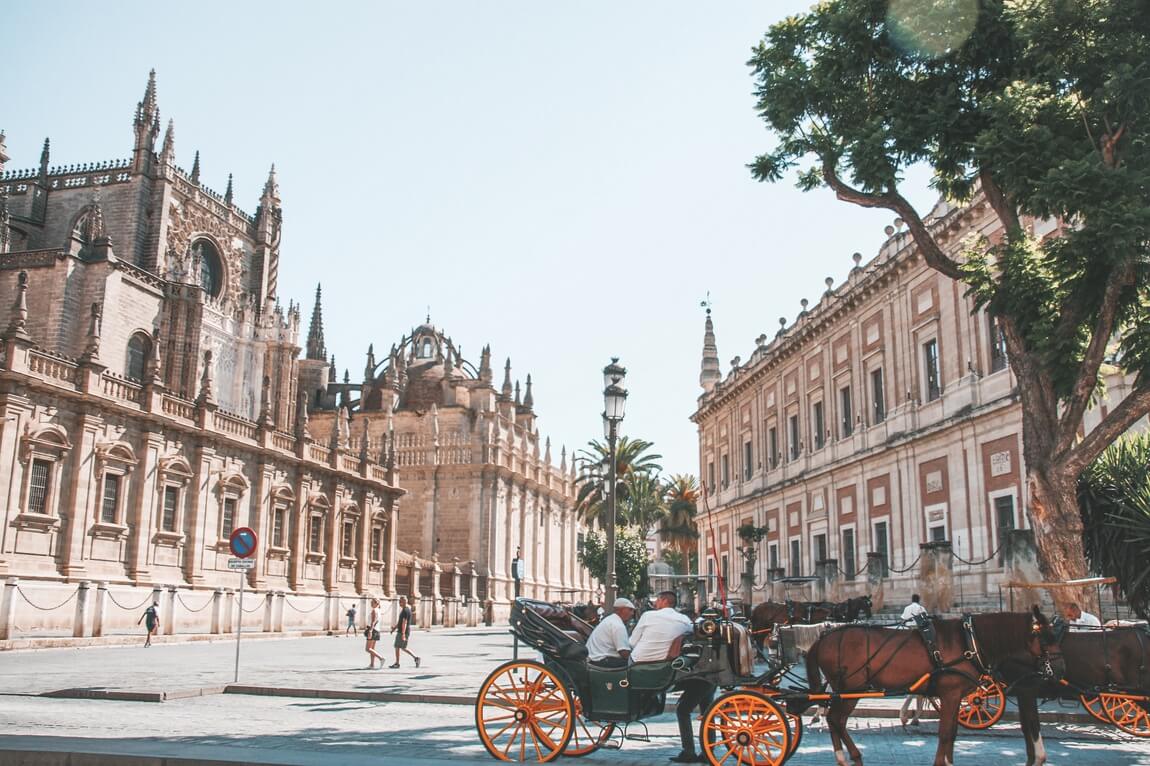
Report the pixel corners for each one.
[0,129,9,174]
[4,270,30,341]
[145,328,163,384]
[328,354,336,383]
[196,349,215,406]
[359,418,370,461]
[81,302,102,362]
[224,173,234,204]
[560,445,567,473]
[258,375,273,427]
[430,403,440,444]
[501,358,513,398]
[296,392,310,439]
[190,150,201,183]
[364,343,376,380]
[799,298,809,316]
[776,317,787,338]
[852,252,863,271]
[884,224,895,237]
[699,306,721,393]
[0,187,11,255]
[514,380,521,406]
[544,436,551,464]
[160,118,175,162]
[479,344,492,383]
[38,137,50,178]
[523,374,534,409]
[262,164,279,202]
[824,276,835,297]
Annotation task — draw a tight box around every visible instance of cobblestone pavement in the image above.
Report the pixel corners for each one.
[2,628,1149,765]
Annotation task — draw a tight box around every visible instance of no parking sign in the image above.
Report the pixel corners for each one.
[229,527,257,559]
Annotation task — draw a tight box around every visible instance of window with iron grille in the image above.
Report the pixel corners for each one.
[871,368,886,423]
[743,440,753,480]
[874,521,890,577]
[101,474,121,524]
[272,507,285,547]
[924,339,941,401]
[28,459,51,515]
[990,316,1008,373]
[789,538,802,577]
[842,528,856,581]
[309,516,323,553]
[371,526,383,560]
[840,386,853,437]
[221,497,236,538]
[162,486,179,532]
[768,427,779,469]
[789,415,800,460]
[342,520,355,557]
[813,402,825,449]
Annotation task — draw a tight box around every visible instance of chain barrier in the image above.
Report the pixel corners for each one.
[836,561,871,579]
[16,585,78,612]
[241,597,266,614]
[886,552,923,574]
[104,590,155,612]
[283,597,325,614]
[176,592,215,613]
[949,543,1004,567]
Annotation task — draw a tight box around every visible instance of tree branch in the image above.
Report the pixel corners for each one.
[1063,375,1150,477]
[978,168,1021,234]
[1056,262,1136,455]
[821,158,965,281]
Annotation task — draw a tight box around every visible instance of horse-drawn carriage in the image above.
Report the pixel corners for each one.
[475,597,1150,765]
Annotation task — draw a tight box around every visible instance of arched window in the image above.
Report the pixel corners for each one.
[420,338,432,358]
[125,332,151,381]
[191,239,223,297]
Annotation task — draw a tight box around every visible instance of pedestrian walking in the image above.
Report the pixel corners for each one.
[345,604,358,636]
[138,601,159,647]
[364,598,385,669]
[389,595,421,668]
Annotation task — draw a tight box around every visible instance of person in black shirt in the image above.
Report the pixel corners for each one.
[138,601,159,647]
[389,595,421,668]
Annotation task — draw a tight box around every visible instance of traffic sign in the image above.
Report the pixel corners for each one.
[228,557,255,571]
[229,527,257,559]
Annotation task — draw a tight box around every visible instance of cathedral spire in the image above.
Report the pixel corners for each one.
[514,380,521,406]
[39,137,50,178]
[479,344,493,384]
[364,343,376,381]
[190,150,201,183]
[224,173,234,204]
[262,164,279,202]
[306,284,327,360]
[699,306,721,393]
[160,118,175,163]
[523,374,534,410]
[132,70,160,172]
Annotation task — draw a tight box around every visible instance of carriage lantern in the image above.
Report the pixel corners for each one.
[602,358,627,613]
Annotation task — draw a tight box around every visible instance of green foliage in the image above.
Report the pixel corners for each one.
[573,437,663,527]
[749,0,1150,397]
[1078,433,1150,619]
[619,471,668,540]
[578,527,652,601]
[660,474,702,574]
[737,523,770,544]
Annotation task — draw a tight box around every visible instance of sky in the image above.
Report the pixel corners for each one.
[2,1,935,476]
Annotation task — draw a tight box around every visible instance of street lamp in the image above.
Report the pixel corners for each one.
[602,358,627,613]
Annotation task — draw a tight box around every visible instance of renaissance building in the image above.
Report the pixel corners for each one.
[691,196,1135,612]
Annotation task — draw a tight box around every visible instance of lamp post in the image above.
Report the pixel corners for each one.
[602,358,627,614]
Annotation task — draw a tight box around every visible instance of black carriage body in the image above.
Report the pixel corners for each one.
[509,598,751,724]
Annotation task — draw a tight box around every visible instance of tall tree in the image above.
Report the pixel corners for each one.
[749,0,1150,607]
[620,471,669,540]
[573,436,663,526]
[661,474,701,575]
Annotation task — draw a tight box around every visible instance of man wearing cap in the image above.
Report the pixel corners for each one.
[585,597,635,667]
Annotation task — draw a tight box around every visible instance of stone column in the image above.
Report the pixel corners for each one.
[410,560,422,602]
[126,429,164,582]
[92,582,108,638]
[866,553,888,613]
[224,589,236,633]
[0,578,17,640]
[816,558,839,602]
[59,414,104,579]
[70,581,90,638]
[430,556,443,626]
[274,591,286,632]
[263,591,274,633]
[385,501,399,597]
[919,541,953,614]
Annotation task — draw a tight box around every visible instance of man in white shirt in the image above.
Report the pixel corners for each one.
[630,591,694,663]
[901,594,928,625]
[585,597,635,667]
[1066,603,1101,629]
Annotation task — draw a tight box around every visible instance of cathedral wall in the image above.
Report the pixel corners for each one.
[32,180,145,262]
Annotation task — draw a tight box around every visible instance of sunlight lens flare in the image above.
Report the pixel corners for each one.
[886,0,980,59]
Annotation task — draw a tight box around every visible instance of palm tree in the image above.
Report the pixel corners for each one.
[660,474,700,575]
[620,472,668,540]
[573,436,663,526]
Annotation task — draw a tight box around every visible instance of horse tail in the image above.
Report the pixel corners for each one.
[805,638,826,694]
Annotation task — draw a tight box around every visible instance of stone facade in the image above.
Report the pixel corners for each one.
[0,73,408,640]
[691,196,1138,614]
[307,321,595,618]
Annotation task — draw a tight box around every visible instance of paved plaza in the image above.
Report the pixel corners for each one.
[1,627,1149,765]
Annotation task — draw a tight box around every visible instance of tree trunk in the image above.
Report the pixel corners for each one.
[1026,466,1098,615]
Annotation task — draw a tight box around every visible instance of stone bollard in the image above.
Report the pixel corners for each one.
[919,541,954,614]
[0,578,17,640]
[211,589,224,634]
[866,553,887,613]
[164,585,178,636]
[223,589,236,633]
[73,581,91,638]
[815,558,839,603]
[92,582,109,638]
[263,591,274,632]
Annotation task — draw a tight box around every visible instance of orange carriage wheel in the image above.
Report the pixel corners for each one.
[957,676,1006,730]
[1100,693,1150,738]
[561,697,616,757]
[751,687,802,759]
[701,690,791,766]
[1080,694,1111,724]
[475,660,575,762]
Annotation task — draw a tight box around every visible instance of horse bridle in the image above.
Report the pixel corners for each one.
[1030,613,1067,680]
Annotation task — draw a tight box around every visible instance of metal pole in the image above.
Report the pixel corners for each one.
[234,573,244,683]
[513,561,520,660]
[605,419,618,614]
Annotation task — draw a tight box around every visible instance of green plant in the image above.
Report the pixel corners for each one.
[577,527,652,601]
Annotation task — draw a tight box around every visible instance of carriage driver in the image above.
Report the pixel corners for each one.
[585,597,635,667]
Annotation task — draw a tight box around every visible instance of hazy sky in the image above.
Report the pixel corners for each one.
[3,1,934,476]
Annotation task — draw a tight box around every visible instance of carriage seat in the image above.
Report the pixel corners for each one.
[626,630,695,690]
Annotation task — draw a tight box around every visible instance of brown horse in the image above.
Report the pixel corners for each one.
[750,597,868,657]
[803,608,1058,766]
[1004,623,1150,766]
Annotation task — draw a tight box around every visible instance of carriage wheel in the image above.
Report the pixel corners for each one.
[957,676,1006,730]
[561,697,616,757]
[701,690,791,766]
[1100,693,1150,738]
[475,660,575,762]
[785,712,803,758]
[1080,694,1111,724]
